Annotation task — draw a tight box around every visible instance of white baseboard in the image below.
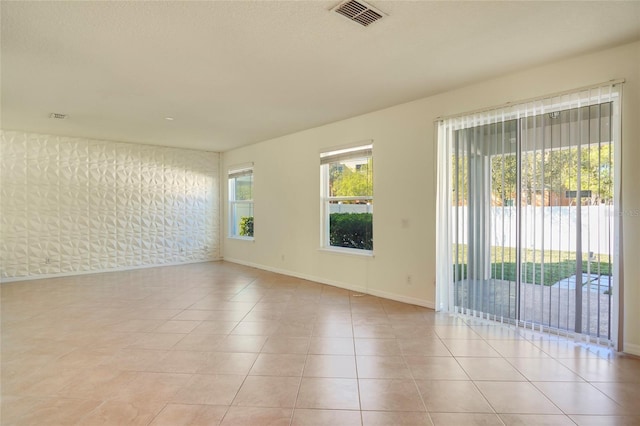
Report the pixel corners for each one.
[0,258,222,283]
[368,287,436,310]
[223,257,436,310]
[623,342,640,357]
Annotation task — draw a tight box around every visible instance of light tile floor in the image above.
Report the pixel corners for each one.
[2,261,640,425]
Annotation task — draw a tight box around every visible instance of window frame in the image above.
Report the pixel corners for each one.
[228,164,254,241]
[320,143,374,254]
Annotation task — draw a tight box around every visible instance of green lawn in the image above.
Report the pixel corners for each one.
[453,245,612,286]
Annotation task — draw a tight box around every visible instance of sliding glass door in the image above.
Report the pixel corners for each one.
[452,119,519,321]
[437,84,621,345]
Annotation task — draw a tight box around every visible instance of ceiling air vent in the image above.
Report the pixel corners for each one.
[49,113,68,119]
[332,0,386,27]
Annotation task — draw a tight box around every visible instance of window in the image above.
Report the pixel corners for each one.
[228,164,254,239]
[320,143,373,252]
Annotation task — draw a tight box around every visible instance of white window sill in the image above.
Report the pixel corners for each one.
[318,247,374,258]
[228,236,255,242]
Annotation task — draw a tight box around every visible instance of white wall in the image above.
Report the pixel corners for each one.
[222,41,640,355]
[0,131,220,281]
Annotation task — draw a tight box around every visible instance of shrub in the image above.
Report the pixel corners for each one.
[239,216,254,237]
[329,213,373,250]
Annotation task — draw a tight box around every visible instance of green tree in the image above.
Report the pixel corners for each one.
[239,216,253,237]
[487,144,613,206]
[331,158,373,197]
[234,178,253,200]
[491,154,517,204]
[578,144,613,204]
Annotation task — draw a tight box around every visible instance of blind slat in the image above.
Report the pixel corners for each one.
[228,168,253,179]
[320,147,372,165]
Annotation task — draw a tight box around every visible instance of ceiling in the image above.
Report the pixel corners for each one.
[2,1,639,152]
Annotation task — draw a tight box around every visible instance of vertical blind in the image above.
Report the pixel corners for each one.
[436,82,622,346]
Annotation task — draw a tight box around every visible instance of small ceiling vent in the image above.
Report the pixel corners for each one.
[49,113,68,119]
[332,0,386,27]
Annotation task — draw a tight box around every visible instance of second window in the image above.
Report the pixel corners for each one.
[228,165,254,239]
[320,143,373,252]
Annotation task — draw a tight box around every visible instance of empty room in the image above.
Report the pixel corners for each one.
[2,1,640,425]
